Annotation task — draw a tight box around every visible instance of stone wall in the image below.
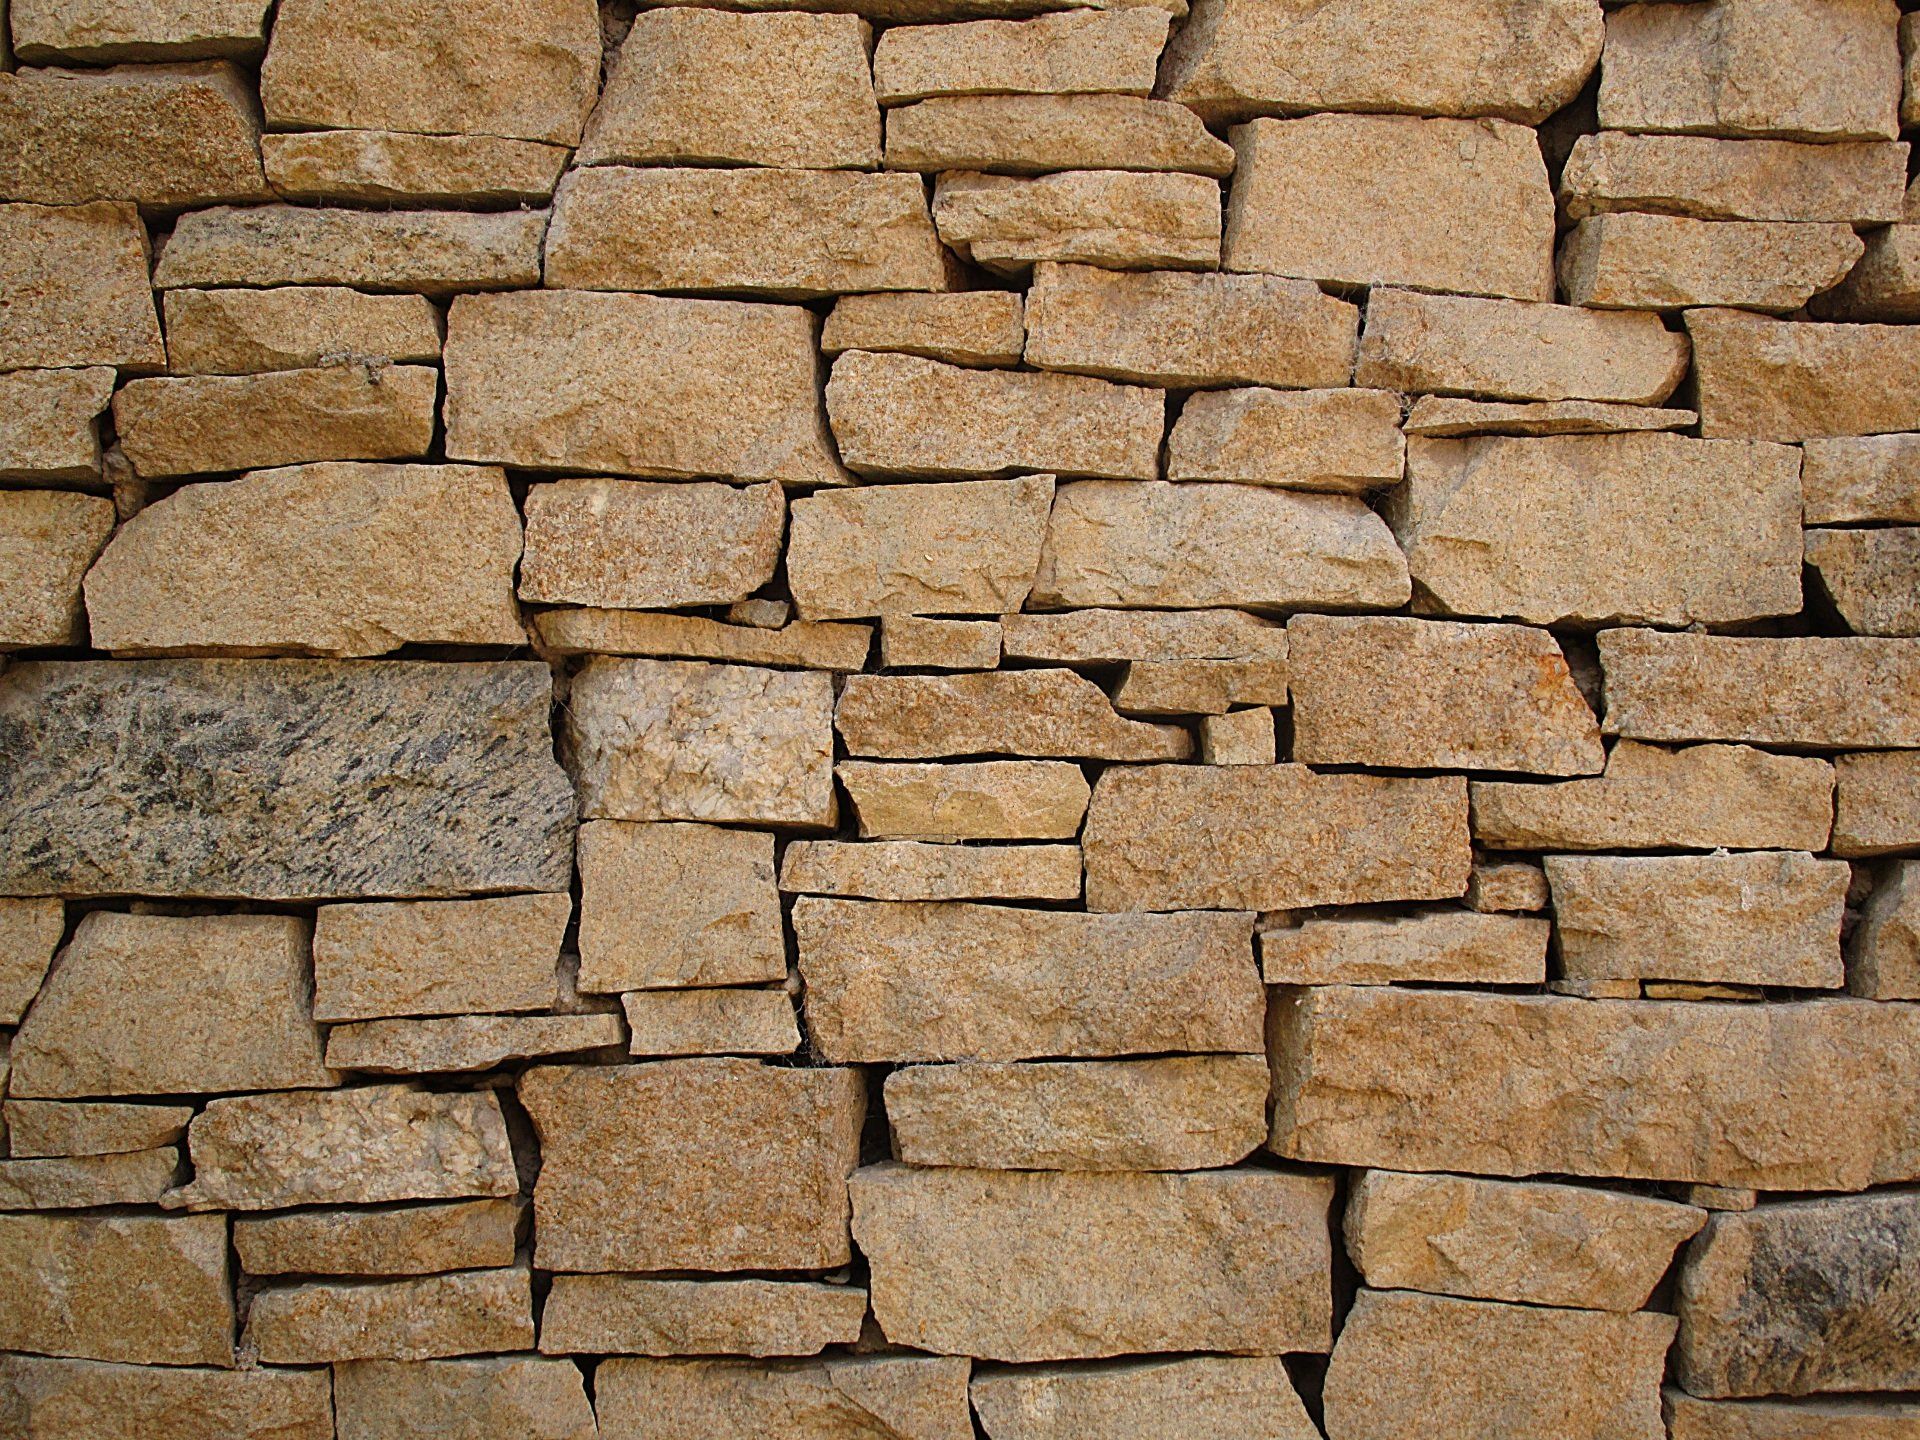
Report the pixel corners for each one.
[1,0,1919,1435]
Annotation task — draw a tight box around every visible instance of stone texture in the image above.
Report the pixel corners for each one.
[1111,656,1289,716]
[1807,527,1920,636]
[1159,0,1603,124]
[580,8,880,168]
[971,1356,1318,1440]
[0,1356,331,1440]
[873,10,1169,103]
[1559,214,1863,312]
[314,894,571,1022]
[1260,910,1549,986]
[836,760,1090,840]
[163,287,442,374]
[1560,133,1910,223]
[333,1357,595,1440]
[822,291,1025,367]
[795,898,1261,1063]
[886,95,1234,175]
[596,1356,973,1440]
[1689,307,1920,441]
[1289,614,1604,774]
[234,1198,524,1276]
[836,670,1190,761]
[1001,607,1290,663]
[0,490,113,648]
[165,1084,518,1210]
[1394,433,1803,625]
[11,912,332,1098]
[326,1013,624,1073]
[1852,860,1920,998]
[1346,1170,1705,1311]
[780,840,1082,902]
[536,610,873,670]
[1161,388,1400,493]
[565,659,836,826]
[540,1276,867,1358]
[0,659,575,899]
[1466,860,1550,913]
[932,169,1222,273]
[1269,986,1920,1189]
[0,899,60,1023]
[0,1146,180,1207]
[1836,751,1920,856]
[9,0,270,62]
[445,289,843,484]
[1200,706,1276,764]
[885,1055,1270,1170]
[1083,764,1470,912]
[1403,396,1698,437]
[0,202,162,370]
[1677,1192,1920,1396]
[1034,480,1411,610]
[244,1267,534,1364]
[1322,1289,1673,1440]
[4,1098,189,1157]
[881,615,1003,669]
[852,1163,1333,1360]
[545,167,947,298]
[0,366,114,481]
[622,988,799,1058]
[519,1059,865,1272]
[1224,115,1555,301]
[1665,1392,1920,1440]
[1816,220,1920,321]
[263,130,568,205]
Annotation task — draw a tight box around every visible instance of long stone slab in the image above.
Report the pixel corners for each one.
[0,1356,331,1440]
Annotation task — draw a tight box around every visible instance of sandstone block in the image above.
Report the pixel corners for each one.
[334,1357,595,1440]
[0,366,114,481]
[0,1146,180,1207]
[836,760,1090,840]
[1260,910,1549,986]
[263,130,569,204]
[9,0,270,62]
[779,840,1082,902]
[1403,396,1697,437]
[881,615,1003,669]
[162,287,441,374]
[852,1163,1333,1360]
[1001,606,1289,663]
[1836,751,1920,856]
[873,10,1168,103]
[1200,706,1276,764]
[1817,219,1920,321]
[0,202,162,370]
[4,1098,190,1157]
[1162,388,1401,493]
[0,1356,330,1440]
[1466,860,1550,913]
[1560,133,1910,223]
[822,291,1025,367]
[971,1356,1317,1440]
[1665,1391,1920,1440]
[1559,214,1863,311]
[314,894,570,1022]
[932,169,1222,273]
[1807,527,1920,636]
[1689,307,1920,441]
[535,609,873,670]
[0,490,113,648]
[596,1356,973,1440]
[245,1267,534,1364]
[540,1276,867,1357]
[234,1198,524,1276]
[1083,764,1470,912]
[836,670,1190,760]
[327,1013,624,1073]
[622,989,799,1058]
[1111,656,1288,715]
[1853,861,1920,1000]
[794,898,1262,1063]
[885,94,1233,175]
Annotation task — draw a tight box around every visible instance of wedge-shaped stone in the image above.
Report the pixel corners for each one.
[1808,527,1920,636]
[1599,630,1920,748]
[166,1084,518,1210]
[1560,214,1863,311]
[0,63,268,207]
[0,1356,331,1440]
[1356,287,1688,403]
[1472,741,1837,852]
[0,366,114,481]
[0,1147,180,1208]
[0,202,162,370]
[163,287,441,374]
[1404,396,1697,437]
[1560,133,1910,222]
[4,1098,190,1157]
[780,840,1082,902]
[263,130,569,204]
[822,291,1025,366]
[623,989,798,1058]
[795,899,1261,1063]
[1816,219,1920,321]
[1323,1289,1673,1440]
[1347,1170,1705,1311]
[1225,115,1555,301]
[9,0,271,62]
[1001,607,1289,663]
[1678,1192,1920,1397]
[1853,860,1920,998]
[580,8,880,168]
[246,1267,534,1364]
[933,170,1222,273]
[546,168,948,298]
[1289,614,1603,774]
[1598,0,1901,142]
[0,1213,231,1366]
[154,205,544,293]
[261,0,601,144]
[1394,433,1803,625]
[597,1356,973,1440]
[1083,765,1470,912]
[0,490,113,648]
[886,95,1233,175]
[565,659,836,826]
[334,1357,595,1440]
[235,1199,524,1276]
[446,289,844,484]
[1024,263,1357,389]
[543,1277,867,1358]
[1160,0,1602,124]
[327,1014,624,1073]
[1805,435,1920,523]
[1665,1391,1920,1440]
[1261,911,1549,986]
[853,1163,1333,1361]
[1269,986,1920,1189]
[1689,307,1920,441]
[536,610,873,670]
[836,760,1090,840]
[1837,751,1920,856]
[1163,388,1401,492]
[885,1055,1269,1170]
[520,1059,864,1272]
[11,912,332,1098]
[972,1356,1317,1440]
[86,463,522,655]
[873,10,1169,103]
[0,659,575,899]
[837,670,1189,761]
[314,894,571,1022]
[1034,480,1410,611]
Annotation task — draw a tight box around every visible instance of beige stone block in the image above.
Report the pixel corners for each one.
[1403,396,1697,437]
[885,94,1233,175]
[1665,1390,1920,1440]
[0,202,162,371]
[822,291,1025,367]
[779,840,1082,902]
[313,893,570,1022]
[540,1276,867,1358]
[1838,752,1920,857]
[1559,133,1910,223]
[873,10,1168,103]
[263,130,568,204]
[534,610,873,670]
[4,1098,190,1156]
[932,169,1222,273]
[971,1356,1317,1440]
[1165,387,1401,492]
[1807,527,1920,636]
[622,988,798,1058]
[1112,656,1288,716]
[1559,213,1863,311]
[9,0,270,62]
[837,670,1190,761]
[1850,860,1920,999]
[0,1356,331,1440]
[1816,222,1920,321]
[234,1198,524,1277]
[0,1145,180,1207]
[1001,606,1289,663]
[325,1014,624,1073]
[1260,910,1549,986]
[1689,307,1920,441]
[0,366,115,481]
[596,1356,973,1440]
[1200,706,1276,764]
[334,1357,596,1440]
[1465,859,1549,913]
[0,490,113,648]
[880,615,1003,669]
[245,1266,534,1364]
[163,287,441,374]
[836,760,1089,841]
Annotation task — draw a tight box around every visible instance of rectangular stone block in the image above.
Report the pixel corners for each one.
[0,201,162,370]
[535,609,873,671]
[245,1266,534,1364]
[836,760,1089,841]
[0,490,114,648]
[9,0,272,62]
[1806,527,1920,636]
[3,1098,191,1157]
[0,366,114,481]
[596,1356,973,1440]
[1835,750,1920,856]
[932,169,1222,273]
[1200,706,1276,764]
[1260,910,1549,986]
[163,287,442,375]
[622,989,799,1059]
[325,1013,625,1073]
[780,840,1082,902]
[0,1146,180,1208]
[541,1276,866,1358]
[1560,133,1910,222]
[1665,1391,1920,1440]
[1689,307,1920,441]
[262,130,570,204]
[1165,386,1404,492]
[873,10,1168,103]
[333,1357,596,1440]
[885,94,1234,175]
[313,894,570,1023]
[837,671,1189,761]
[0,1356,331,1440]
[822,290,1025,367]
[881,615,1003,669]
[1111,656,1288,716]
[234,1198,524,1277]
[1805,436,1920,523]
[971,1356,1317,1440]
[1000,607,1289,664]
[1403,396,1697,438]
[1559,213,1862,312]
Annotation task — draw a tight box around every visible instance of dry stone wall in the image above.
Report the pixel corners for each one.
[1,0,1919,1435]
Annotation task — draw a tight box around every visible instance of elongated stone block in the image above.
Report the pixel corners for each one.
[622,988,799,1059]
[333,1357,596,1440]
[0,201,163,371]
[1560,133,1910,222]
[162,287,441,375]
[313,894,571,1023]
[535,610,872,671]
[1689,307,1920,441]
[0,1356,331,1440]
[822,290,1025,367]
[0,1146,180,1208]
[779,840,1082,903]
[244,1266,534,1364]
[9,0,272,63]
[234,1198,524,1277]
[1164,387,1404,493]
[1260,910,1548,986]
[262,130,569,205]
[885,94,1234,175]
[596,1356,973,1440]
[873,10,1169,103]
[971,1356,1318,1440]
[933,169,1222,273]
[326,1013,624,1073]
[836,671,1189,761]
[3,1098,191,1157]
[1664,1391,1920,1440]
[541,1276,866,1358]
[836,760,1089,841]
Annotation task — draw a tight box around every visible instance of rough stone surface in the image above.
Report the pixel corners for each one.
[622,988,799,1058]
[0,366,115,481]
[1466,860,1550,913]
[932,169,1223,273]
[0,490,114,648]
[822,291,1025,367]
[1689,307,1920,441]
[1836,751,1920,856]
[0,202,162,370]
[535,610,873,670]
[540,1277,867,1358]
[1816,220,1920,321]
[595,1356,974,1440]
[1664,1392,1920,1440]
[1559,214,1864,312]
[1560,133,1910,222]
[262,130,569,204]
[837,670,1190,761]
[162,287,442,374]
[9,0,271,62]
[0,1356,331,1440]
[1000,607,1289,663]
[234,1199,524,1277]
[1200,706,1277,764]
[0,1146,180,1207]
[333,1357,596,1440]
[885,94,1234,175]
[970,1356,1318,1440]
[1163,388,1402,492]
[1852,860,1920,998]
[780,839,1082,902]
[326,1013,624,1073]
[1260,910,1549,986]
[836,760,1090,840]
[873,10,1169,103]
[3,1098,190,1157]
[1806,527,1920,636]
[244,1267,535,1364]
[881,615,1003,669]
[1111,656,1288,716]
[313,894,571,1022]
[1403,396,1697,437]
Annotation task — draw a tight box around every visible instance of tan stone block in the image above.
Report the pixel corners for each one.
[261,0,601,144]
[540,1276,867,1358]
[836,760,1089,841]
[1599,629,1920,748]
[1559,133,1910,223]
[1164,387,1400,492]
[1001,607,1289,663]
[1646,982,1765,1003]
[1837,751,1920,856]
[565,659,836,826]
[334,1357,595,1440]
[1403,396,1697,437]
[445,289,845,485]
[1471,740,1836,852]
[166,1084,518,1210]
[1598,0,1901,142]
[1199,706,1276,764]
[9,0,270,62]
[1665,1390,1920,1440]
[1394,432,1803,625]
[1289,614,1603,774]
[1815,221,1920,321]
[822,291,1025,367]
[779,840,1082,902]
[1224,115,1555,301]
[235,1198,524,1277]
[971,1356,1317,1440]
[0,490,113,648]
[313,893,570,1022]
[518,1058,865,1272]
[580,8,880,168]
[0,1146,180,1207]
[1269,986,1920,1189]
[0,202,162,370]
[837,670,1190,761]
[932,169,1222,273]
[1559,213,1863,311]
[1035,480,1411,610]
[4,1098,190,1156]
[1084,764,1470,912]
[886,94,1233,175]
[0,1212,232,1366]
[163,287,441,375]
[794,898,1262,1063]
[1689,307,1920,441]
[885,1055,1269,1170]
[1465,859,1549,912]
[852,1163,1333,1360]
[0,1356,331,1440]
[873,10,1169,103]
[326,1014,624,1073]
[1807,527,1920,636]
[596,1356,973,1440]
[1159,0,1602,124]
[1112,656,1288,716]
[1909,11,1920,127]
[0,63,268,207]
[880,615,1003,669]
[263,130,568,204]
[1260,910,1549,986]
[1850,860,1920,999]
[0,366,114,481]
[535,610,873,670]
[245,1266,534,1364]
[622,988,798,1058]
[1323,1289,1673,1440]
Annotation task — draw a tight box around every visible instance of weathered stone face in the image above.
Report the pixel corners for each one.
[1165,387,1404,492]
[932,169,1223,273]
[3,1098,191,1157]
[1806,527,1920,636]
[1689,307,1920,441]
[234,1198,524,1276]
[313,894,570,1022]
[0,1145,181,1208]
[0,366,115,481]
[0,490,114,649]
[595,1356,974,1440]
[1664,1391,1920,1440]
[325,1012,625,1073]
[1560,213,1864,312]
[970,1356,1319,1440]
[1403,396,1697,438]
[822,291,1026,367]
[881,615,1004,669]
[0,1356,332,1440]
[1559,133,1910,222]
[1852,861,1920,999]
[836,670,1190,761]
[334,1357,596,1440]
[1260,911,1549,986]
[0,201,162,371]
[261,130,569,205]
[873,10,1169,103]
[540,1277,868,1358]
[780,839,1081,903]
[9,0,273,63]
[835,760,1090,840]
[1835,750,1920,856]
[1112,656,1288,715]
[162,287,442,374]
[621,988,799,1059]
[244,1266,535,1364]
[1000,607,1289,664]
[885,94,1235,176]
[535,609,873,671]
